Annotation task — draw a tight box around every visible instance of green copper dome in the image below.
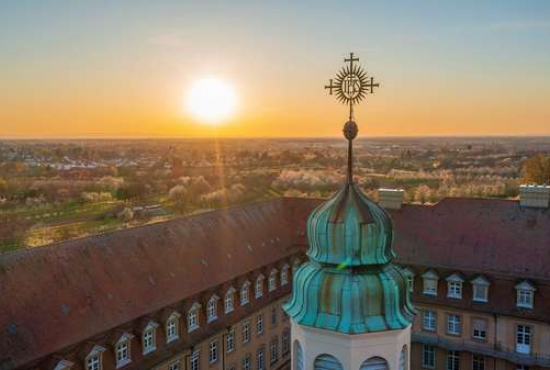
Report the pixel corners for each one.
[307,182,395,266]
[284,117,415,334]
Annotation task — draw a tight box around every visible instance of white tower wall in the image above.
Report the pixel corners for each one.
[291,321,411,370]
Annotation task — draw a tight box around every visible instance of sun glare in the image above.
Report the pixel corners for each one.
[186,78,238,125]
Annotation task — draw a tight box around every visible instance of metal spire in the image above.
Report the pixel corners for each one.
[325,52,380,184]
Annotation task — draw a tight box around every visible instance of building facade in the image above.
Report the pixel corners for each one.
[1,187,550,370]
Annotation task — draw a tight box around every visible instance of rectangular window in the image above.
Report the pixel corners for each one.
[423,279,438,296]
[447,350,460,370]
[167,319,179,342]
[473,284,488,302]
[269,275,277,292]
[423,310,437,332]
[87,354,101,370]
[225,293,234,313]
[516,325,531,354]
[191,351,200,370]
[227,330,235,352]
[116,341,130,365]
[257,314,264,334]
[143,329,156,354]
[472,355,484,370]
[448,282,462,299]
[447,314,461,336]
[243,322,251,344]
[422,344,436,369]
[209,340,219,364]
[472,318,487,341]
[517,290,533,309]
[270,336,279,365]
[243,353,251,370]
[169,361,180,370]
[271,305,278,326]
[282,329,290,354]
[407,276,414,292]
[516,365,528,370]
[257,348,265,370]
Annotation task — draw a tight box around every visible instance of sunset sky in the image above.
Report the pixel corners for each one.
[1,1,550,138]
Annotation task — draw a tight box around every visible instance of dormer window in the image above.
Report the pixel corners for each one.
[472,276,490,303]
[269,269,278,292]
[422,270,439,296]
[516,280,536,309]
[142,322,158,355]
[255,275,265,298]
[281,264,290,286]
[166,312,181,343]
[446,273,464,299]
[207,295,219,322]
[85,346,105,370]
[115,333,134,368]
[241,281,250,305]
[54,360,74,370]
[225,287,236,313]
[402,267,415,293]
[188,303,201,332]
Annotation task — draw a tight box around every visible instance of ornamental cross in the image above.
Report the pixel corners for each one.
[324,52,380,120]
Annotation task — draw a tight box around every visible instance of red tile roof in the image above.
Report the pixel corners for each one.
[0,198,314,368]
[1,196,550,368]
[390,198,550,280]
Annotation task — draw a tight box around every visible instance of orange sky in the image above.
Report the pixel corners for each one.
[1,1,550,138]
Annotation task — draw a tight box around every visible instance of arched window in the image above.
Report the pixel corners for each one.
[293,340,304,370]
[241,281,250,305]
[187,303,201,332]
[314,354,343,370]
[225,286,236,313]
[360,357,388,370]
[207,295,219,322]
[399,345,408,370]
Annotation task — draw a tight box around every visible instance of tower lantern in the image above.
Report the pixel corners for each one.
[284,53,415,370]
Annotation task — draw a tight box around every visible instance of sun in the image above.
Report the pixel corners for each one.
[186,78,238,125]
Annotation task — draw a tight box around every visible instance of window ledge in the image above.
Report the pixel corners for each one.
[116,359,132,369]
[143,346,156,356]
[207,316,218,323]
[167,335,180,343]
[188,325,199,333]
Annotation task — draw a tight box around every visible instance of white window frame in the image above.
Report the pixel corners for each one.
[516,325,532,354]
[142,322,158,355]
[516,281,536,309]
[422,270,439,296]
[257,347,265,370]
[472,318,487,341]
[207,295,219,323]
[402,267,415,293]
[281,264,290,286]
[472,276,490,303]
[422,344,436,369]
[243,321,251,344]
[446,273,464,299]
[115,334,133,368]
[209,340,219,364]
[85,346,106,370]
[166,312,181,343]
[243,353,251,370]
[169,361,181,370]
[188,303,201,332]
[241,281,250,306]
[226,329,235,352]
[447,350,460,370]
[447,314,461,335]
[472,355,485,370]
[422,310,436,332]
[270,336,278,364]
[269,270,278,292]
[255,276,264,298]
[257,314,264,334]
[225,287,236,313]
[191,350,200,370]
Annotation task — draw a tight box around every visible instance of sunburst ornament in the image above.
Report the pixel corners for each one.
[325,53,380,119]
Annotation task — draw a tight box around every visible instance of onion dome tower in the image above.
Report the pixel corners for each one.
[284,53,415,370]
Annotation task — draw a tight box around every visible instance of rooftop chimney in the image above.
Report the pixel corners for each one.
[378,188,404,210]
[519,184,550,209]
